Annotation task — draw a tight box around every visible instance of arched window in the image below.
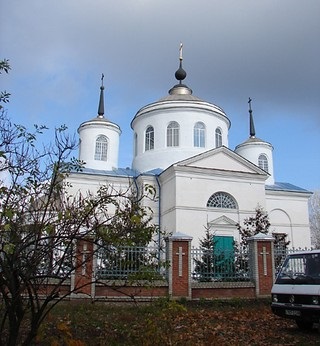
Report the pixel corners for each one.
[167,121,179,147]
[94,135,108,161]
[215,128,222,148]
[207,192,237,209]
[258,154,269,172]
[194,122,205,147]
[145,126,154,151]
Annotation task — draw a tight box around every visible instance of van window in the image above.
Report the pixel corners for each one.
[276,253,320,285]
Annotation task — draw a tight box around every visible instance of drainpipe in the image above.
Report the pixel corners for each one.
[155,174,161,259]
[132,175,139,199]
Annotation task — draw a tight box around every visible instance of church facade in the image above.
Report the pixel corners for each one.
[67,52,312,249]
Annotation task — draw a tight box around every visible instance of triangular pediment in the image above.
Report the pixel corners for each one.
[208,215,237,227]
[175,146,267,176]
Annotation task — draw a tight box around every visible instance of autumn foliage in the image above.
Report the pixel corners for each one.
[9,299,319,345]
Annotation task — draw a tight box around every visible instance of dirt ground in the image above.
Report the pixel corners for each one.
[12,299,320,345]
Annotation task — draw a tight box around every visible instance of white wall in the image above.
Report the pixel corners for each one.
[132,100,230,172]
[266,190,312,248]
[66,168,312,250]
[78,118,121,171]
[159,165,267,247]
[235,139,275,185]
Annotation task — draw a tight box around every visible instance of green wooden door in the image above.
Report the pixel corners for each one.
[214,236,234,252]
[213,236,235,279]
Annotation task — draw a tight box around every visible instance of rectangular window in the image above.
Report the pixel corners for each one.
[94,142,108,161]
[134,133,138,156]
[145,127,154,151]
[167,128,179,147]
[194,129,205,147]
[145,133,154,150]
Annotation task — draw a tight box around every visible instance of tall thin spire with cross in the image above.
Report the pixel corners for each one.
[98,73,105,118]
[248,97,256,138]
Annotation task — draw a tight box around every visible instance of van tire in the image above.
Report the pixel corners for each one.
[295,320,313,330]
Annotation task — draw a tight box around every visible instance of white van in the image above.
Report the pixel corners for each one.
[271,249,320,330]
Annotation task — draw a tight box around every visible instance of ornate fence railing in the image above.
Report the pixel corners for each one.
[95,245,164,280]
[94,244,314,282]
[191,247,251,282]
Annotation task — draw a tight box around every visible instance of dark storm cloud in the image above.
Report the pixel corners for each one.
[1,0,319,189]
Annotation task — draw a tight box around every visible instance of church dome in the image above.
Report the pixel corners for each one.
[131,45,231,173]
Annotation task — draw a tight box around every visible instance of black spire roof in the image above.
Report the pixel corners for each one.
[248,97,256,138]
[98,73,105,118]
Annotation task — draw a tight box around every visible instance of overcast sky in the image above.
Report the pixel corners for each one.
[1,0,319,191]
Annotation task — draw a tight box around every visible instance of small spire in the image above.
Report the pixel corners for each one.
[175,42,187,84]
[98,73,105,118]
[248,97,256,138]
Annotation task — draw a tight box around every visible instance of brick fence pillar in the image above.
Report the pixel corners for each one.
[248,233,275,298]
[71,238,95,298]
[166,232,193,299]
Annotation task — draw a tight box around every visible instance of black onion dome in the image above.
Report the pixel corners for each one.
[175,61,187,82]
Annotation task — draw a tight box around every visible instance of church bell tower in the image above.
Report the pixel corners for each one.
[78,75,121,171]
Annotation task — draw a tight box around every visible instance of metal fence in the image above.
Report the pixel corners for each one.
[95,244,314,282]
[273,246,314,276]
[191,247,251,282]
[95,245,164,280]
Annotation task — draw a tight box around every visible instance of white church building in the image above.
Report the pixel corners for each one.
[67,51,312,249]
